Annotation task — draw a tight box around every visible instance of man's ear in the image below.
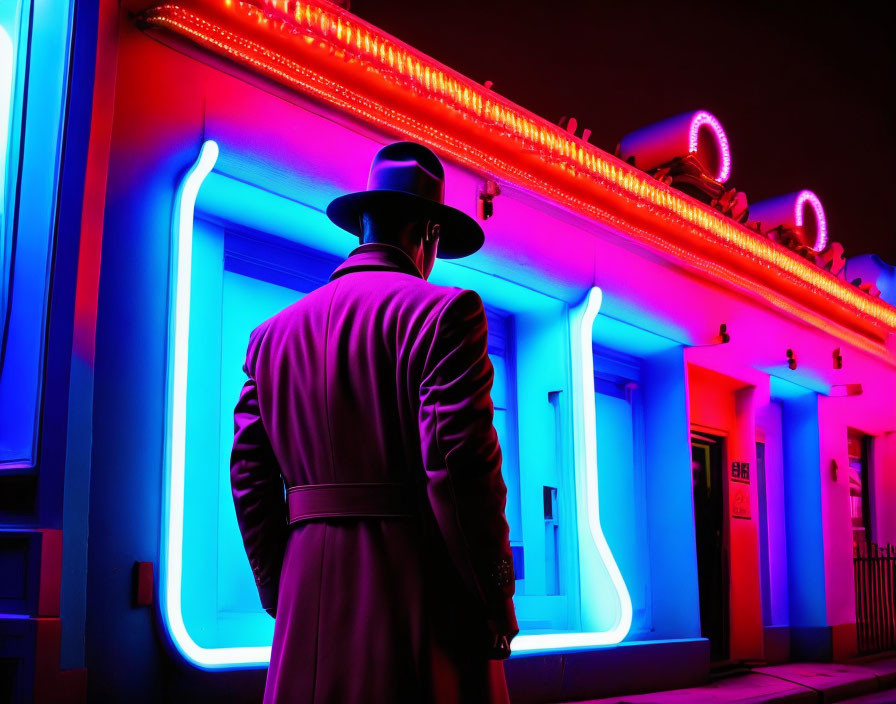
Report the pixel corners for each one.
[359,212,368,240]
[423,219,440,243]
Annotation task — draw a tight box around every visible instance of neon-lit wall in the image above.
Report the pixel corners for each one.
[59,3,896,701]
[687,367,763,661]
[4,0,896,701]
[84,23,646,686]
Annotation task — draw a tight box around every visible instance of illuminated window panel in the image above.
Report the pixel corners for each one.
[484,308,525,585]
[164,142,637,667]
[0,0,21,277]
[588,310,702,643]
[175,221,539,659]
[0,0,75,470]
[217,269,301,619]
[485,308,571,633]
[165,155,535,664]
[179,221,316,657]
[179,224,541,652]
[593,347,651,636]
[0,12,15,428]
[1,18,13,227]
[0,2,19,464]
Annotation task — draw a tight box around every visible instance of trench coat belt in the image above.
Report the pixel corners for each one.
[286,482,417,525]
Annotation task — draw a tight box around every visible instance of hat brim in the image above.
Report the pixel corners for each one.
[326,190,484,259]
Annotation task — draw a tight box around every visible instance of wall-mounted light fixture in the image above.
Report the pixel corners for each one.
[478,180,500,220]
[786,349,797,370]
[718,323,730,344]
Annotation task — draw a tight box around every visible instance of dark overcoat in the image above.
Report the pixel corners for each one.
[230,242,518,704]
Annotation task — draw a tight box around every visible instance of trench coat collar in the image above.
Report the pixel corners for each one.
[329,242,425,282]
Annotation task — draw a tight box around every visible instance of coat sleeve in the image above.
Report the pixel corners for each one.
[230,322,288,618]
[418,289,518,638]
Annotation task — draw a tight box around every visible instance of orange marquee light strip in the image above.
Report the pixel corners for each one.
[138,0,896,341]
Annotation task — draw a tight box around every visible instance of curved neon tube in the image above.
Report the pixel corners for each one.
[162,139,272,668]
[163,144,630,663]
[514,287,633,652]
[688,111,731,183]
[795,189,827,252]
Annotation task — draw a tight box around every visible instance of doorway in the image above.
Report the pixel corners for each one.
[691,430,730,661]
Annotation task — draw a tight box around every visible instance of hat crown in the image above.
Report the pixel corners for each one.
[325,140,484,259]
[366,142,445,205]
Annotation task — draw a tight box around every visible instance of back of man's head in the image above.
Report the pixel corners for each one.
[361,208,422,248]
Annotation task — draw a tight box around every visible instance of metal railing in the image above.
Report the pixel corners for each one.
[854,542,896,653]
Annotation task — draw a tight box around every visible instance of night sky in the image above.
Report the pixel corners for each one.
[349,0,896,265]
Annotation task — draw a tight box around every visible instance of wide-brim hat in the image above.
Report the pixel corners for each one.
[326,141,484,259]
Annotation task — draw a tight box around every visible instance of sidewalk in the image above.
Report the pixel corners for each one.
[563,655,896,704]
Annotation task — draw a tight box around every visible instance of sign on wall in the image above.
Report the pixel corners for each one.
[731,461,751,519]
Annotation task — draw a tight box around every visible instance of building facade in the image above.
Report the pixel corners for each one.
[2,1,895,702]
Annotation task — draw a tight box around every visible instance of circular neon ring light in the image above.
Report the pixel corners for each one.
[794,189,828,252]
[688,111,731,183]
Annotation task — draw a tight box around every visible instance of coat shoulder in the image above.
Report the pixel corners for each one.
[391,279,488,338]
[246,273,483,350]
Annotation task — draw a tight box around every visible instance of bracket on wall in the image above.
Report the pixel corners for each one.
[786,348,797,370]
[718,323,730,344]
[693,322,730,347]
[478,180,501,220]
[833,347,843,369]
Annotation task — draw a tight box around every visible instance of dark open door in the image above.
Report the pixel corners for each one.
[691,431,730,662]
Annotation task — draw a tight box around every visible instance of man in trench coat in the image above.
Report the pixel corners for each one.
[230,141,519,703]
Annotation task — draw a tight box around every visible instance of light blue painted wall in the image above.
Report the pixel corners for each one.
[777,387,827,628]
[217,269,302,618]
[641,347,701,639]
[512,304,578,631]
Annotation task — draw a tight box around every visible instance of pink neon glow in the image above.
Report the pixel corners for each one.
[795,190,827,251]
[688,111,731,183]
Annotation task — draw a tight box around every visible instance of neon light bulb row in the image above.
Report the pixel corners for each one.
[254,0,610,165]
[140,3,896,332]
[238,0,889,326]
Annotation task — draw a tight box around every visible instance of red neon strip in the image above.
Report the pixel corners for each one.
[137,0,896,343]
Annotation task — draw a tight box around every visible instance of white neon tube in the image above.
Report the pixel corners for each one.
[513,287,633,652]
[162,140,273,668]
